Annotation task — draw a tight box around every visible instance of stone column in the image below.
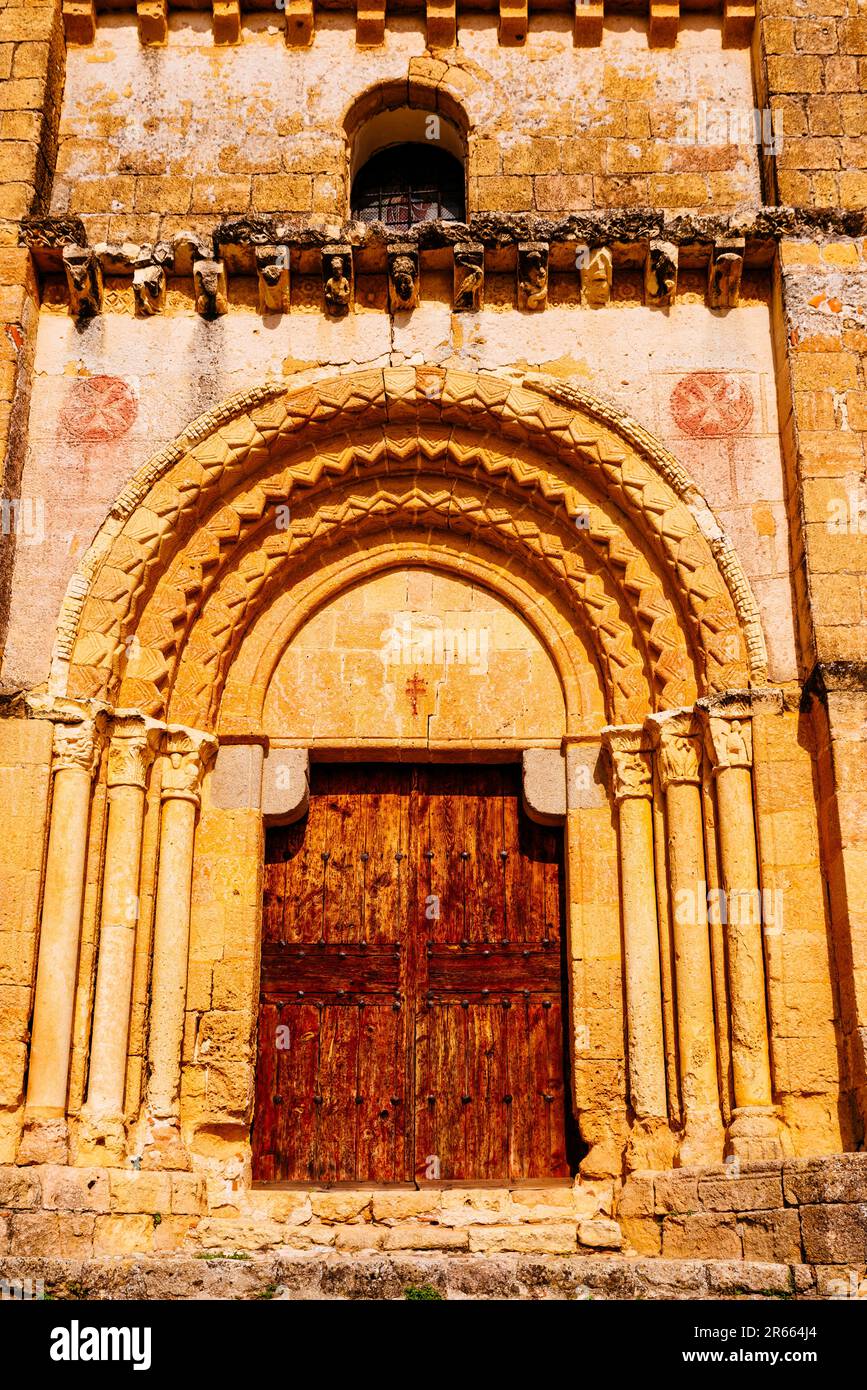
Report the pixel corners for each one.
[602,726,674,1170]
[23,720,101,1151]
[146,730,215,1133]
[702,706,782,1159]
[648,711,724,1165]
[84,717,159,1130]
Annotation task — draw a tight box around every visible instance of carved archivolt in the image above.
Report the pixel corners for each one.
[52,369,766,730]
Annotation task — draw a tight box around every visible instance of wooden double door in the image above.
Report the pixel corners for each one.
[252,763,577,1183]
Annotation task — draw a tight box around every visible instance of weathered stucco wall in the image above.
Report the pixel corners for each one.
[51,12,761,243]
[1,286,797,692]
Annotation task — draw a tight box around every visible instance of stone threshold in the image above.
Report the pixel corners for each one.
[0,1253,827,1302]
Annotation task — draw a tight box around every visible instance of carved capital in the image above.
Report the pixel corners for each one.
[646,712,702,789]
[107,717,161,790]
[53,720,100,776]
[161,729,217,804]
[702,713,753,773]
[601,725,653,801]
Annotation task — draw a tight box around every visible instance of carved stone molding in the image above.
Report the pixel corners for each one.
[601,725,653,801]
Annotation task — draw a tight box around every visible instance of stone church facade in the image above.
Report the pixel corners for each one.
[0,0,866,1289]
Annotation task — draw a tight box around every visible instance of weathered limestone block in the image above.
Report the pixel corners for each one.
[645,239,678,308]
[740,1211,803,1264]
[109,1170,171,1214]
[370,1191,440,1222]
[522,748,566,825]
[322,246,353,317]
[0,1167,40,1209]
[453,244,484,311]
[211,743,264,812]
[783,1154,867,1206]
[517,242,548,311]
[261,748,309,824]
[41,1166,110,1213]
[387,245,419,313]
[382,1226,469,1250]
[578,1218,622,1249]
[708,238,744,310]
[800,1204,867,1264]
[93,1214,155,1255]
[193,260,228,319]
[662,1213,742,1260]
[62,245,102,320]
[255,246,290,315]
[12,1212,96,1258]
[580,246,612,307]
[697,1173,784,1213]
[310,1192,371,1222]
[654,1173,699,1215]
[335,1226,385,1251]
[468,1224,577,1254]
[170,1173,207,1216]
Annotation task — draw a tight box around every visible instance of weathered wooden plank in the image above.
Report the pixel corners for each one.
[260,941,400,996]
[427,943,561,994]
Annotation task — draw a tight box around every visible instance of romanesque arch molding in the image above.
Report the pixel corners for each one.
[51,369,766,726]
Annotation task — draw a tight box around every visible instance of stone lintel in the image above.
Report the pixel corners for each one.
[262,748,310,824]
[522,748,566,825]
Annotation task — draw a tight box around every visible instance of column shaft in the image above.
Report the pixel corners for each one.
[715,763,773,1109]
[86,783,148,1117]
[618,792,668,1119]
[26,725,97,1115]
[147,796,198,1118]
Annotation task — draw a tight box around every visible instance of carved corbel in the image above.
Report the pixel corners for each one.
[63,0,97,44]
[94,241,140,275]
[137,0,168,46]
[426,0,456,47]
[256,246,291,314]
[133,247,167,316]
[322,245,353,317]
[193,259,228,319]
[723,0,755,46]
[708,237,745,310]
[645,238,678,308]
[580,245,612,307]
[499,0,528,44]
[213,0,241,44]
[284,0,314,46]
[357,0,385,45]
[171,231,211,277]
[573,0,603,45]
[453,243,484,311]
[62,245,102,321]
[387,244,419,313]
[518,242,548,312]
[649,0,679,47]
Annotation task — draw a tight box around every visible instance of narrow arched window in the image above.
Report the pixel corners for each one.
[351,144,466,229]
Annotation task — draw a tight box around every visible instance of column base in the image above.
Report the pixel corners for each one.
[626,1116,678,1172]
[16,1115,69,1165]
[75,1113,128,1166]
[140,1115,192,1171]
[725,1106,784,1161]
[677,1112,725,1167]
